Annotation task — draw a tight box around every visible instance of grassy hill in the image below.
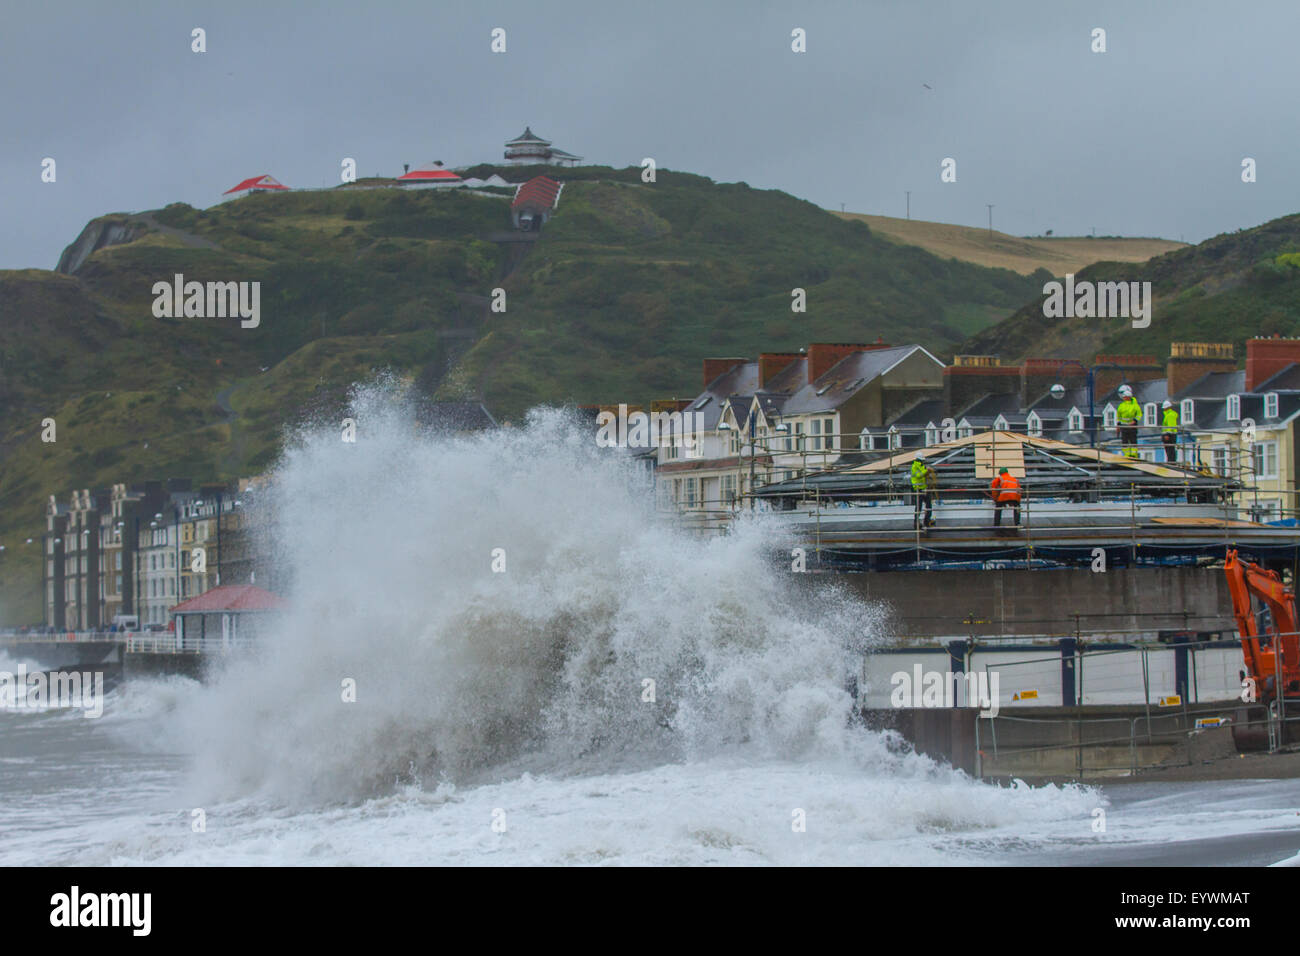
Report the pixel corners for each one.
[834,213,1186,277]
[0,165,1052,623]
[960,213,1300,363]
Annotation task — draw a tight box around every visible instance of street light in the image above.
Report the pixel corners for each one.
[1050,360,1130,449]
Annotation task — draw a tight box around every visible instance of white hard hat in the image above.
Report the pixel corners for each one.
[1162,400,1173,408]
[1118,385,1133,397]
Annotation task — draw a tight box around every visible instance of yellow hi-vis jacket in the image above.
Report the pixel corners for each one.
[1162,407,1179,434]
[910,459,931,490]
[1117,397,1142,426]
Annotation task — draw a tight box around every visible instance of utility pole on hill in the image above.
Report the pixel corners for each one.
[906,191,911,220]
[986,204,994,235]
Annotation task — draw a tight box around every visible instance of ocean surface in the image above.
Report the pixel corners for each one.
[4,674,1300,866]
[5,395,1298,866]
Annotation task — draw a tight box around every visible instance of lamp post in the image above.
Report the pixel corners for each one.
[1052,361,1130,449]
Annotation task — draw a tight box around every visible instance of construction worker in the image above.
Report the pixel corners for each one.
[910,452,937,529]
[990,466,1021,529]
[1116,384,1142,458]
[1160,399,1179,463]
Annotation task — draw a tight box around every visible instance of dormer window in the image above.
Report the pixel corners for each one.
[1181,398,1195,425]
[1226,394,1240,421]
[993,415,1008,431]
[859,428,870,451]
[1068,408,1084,433]
[925,422,938,446]
[1103,404,1117,429]
[1143,403,1157,426]
[888,426,901,450]
[1266,392,1280,419]
[1026,412,1042,437]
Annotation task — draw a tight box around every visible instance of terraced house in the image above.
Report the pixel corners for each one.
[655,343,945,515]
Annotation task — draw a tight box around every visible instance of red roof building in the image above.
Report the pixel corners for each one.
[224,174,289,195]
[511,175,562,230]
[170,584,286,651]
[170,584,286,614]
[395,161,463,185]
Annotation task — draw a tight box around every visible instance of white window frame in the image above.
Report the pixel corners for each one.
[1067,408,1084,433]
[888,426,901,450]
[1226,394,1240,421]
[1026,412,1043,438]
[1266,392,1280,419]
[859,428,870,451]
[1103,404,1117,429]
[1180,399,1195,425]
[1253,440,1278,480]
[925,423,938,446]
[1143,403,1157,427]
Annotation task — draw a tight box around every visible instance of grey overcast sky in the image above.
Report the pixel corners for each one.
[2,0,1296,270]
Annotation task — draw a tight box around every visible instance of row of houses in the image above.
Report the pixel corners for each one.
[37,401,500,632]
[41,476,274,632]
[644,337,1300,522]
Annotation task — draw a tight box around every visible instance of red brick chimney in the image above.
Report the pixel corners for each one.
[1167,342,1235,397]
[703,357,747,391]
[943,356,1021,417]
[1020,357,1084,406]
[807,343,887,384]
[1094,354,1162,397]
[758,352,803,388]
[1246,337,1300,391]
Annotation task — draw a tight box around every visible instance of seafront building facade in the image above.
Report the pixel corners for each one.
[652,337,1300,522]
[42,477,265,631]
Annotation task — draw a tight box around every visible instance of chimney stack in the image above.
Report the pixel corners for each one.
[1245,337,1300,391]
[1167,342,1235,397]
[1094,354,1162,398]
[702,358,747,392]
[943,356,1021,418]
[807,343,888,384]
[758,352,802,388]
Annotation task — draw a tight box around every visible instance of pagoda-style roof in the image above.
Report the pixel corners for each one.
[506,126,551,146]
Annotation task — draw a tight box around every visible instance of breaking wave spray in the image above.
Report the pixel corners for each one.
[177,382,890,804]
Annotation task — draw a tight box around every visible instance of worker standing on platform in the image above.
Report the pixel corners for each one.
[990,466,1021,529]
[1116,385,1142,458]
[910,452,937,529]
[1161,399,1179,463]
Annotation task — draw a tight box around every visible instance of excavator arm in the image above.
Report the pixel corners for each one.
[1224,548,1300,701]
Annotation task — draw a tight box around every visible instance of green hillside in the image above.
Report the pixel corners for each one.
[961,213,1300,362]
[0,164,1048,623]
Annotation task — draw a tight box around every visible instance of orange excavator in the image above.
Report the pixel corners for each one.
[1224,548,1300,748]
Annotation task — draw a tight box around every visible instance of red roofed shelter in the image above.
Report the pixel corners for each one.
[170,584,287,652]
[511,175,561,230]
[224,174,290,196]
[395,161,463,186]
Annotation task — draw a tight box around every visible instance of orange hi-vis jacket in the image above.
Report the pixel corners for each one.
[990,473,1021,503]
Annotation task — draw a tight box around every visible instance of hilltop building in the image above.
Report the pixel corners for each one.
[395,161,463,187]
[504,127,583,167]
[223,174,289,197]
[511,175,563,230]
